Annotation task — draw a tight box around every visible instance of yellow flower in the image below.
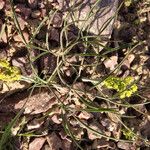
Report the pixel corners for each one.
[103,76,138,99]
[0,60,21,82]
[124,0,132,7]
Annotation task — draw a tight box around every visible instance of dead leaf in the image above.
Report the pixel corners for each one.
[0,49,7,59]
[0,0,5,10]
[140,120,150,140]
[40,53,57,75]
[13,32,29,43]
[57,0,67,10]
[1,30,7,43]
[49,28,59,42]
[117,142,131,150]
[73,82,85,91]
[41,8,46,18]
[31,10,41,19]
[46,132,62,150]
[15,89,57,114]
[122,54,135,70]
[62,139,72,150]
[70,126,84,139]
[29,137,46,150]
[0,112,15,130]
[107,112,121,139]
[12,49,38,77]
[78,111,93,120]
[52,13,63,28]
[104,55,118,71]
[92,139,109,149]
[59,129,68,140]
[17,17,27,30]
[51,115,61,124]
[15,4,32,19]
[0,19,2,29]
[28,0,38,9]
[27,118,44,130]
[88,121,105,140]
[0,81,30,96]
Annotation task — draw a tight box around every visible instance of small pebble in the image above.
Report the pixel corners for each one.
[31,10,41,19]
[117,142,130,150]
[28,0,38,9]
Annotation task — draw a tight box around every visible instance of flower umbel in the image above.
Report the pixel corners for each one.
[0,60,21,82]
[103,76,138,99]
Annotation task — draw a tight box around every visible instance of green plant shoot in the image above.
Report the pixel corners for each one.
[122,128,135,140]
[0,60,21,82]
[103,76,138,99]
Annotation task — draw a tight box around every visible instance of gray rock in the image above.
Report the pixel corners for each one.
[60,0,118,36]
[0,88,57,115]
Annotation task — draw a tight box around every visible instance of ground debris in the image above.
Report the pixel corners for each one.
[0,0,150,149]
[29,137,46,150]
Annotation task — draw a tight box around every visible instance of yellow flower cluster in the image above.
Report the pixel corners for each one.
[0,60,21,82]
[124,0,132,7]
[103,76,138,99]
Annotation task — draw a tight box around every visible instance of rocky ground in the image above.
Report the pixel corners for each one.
[0,0,150,150]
